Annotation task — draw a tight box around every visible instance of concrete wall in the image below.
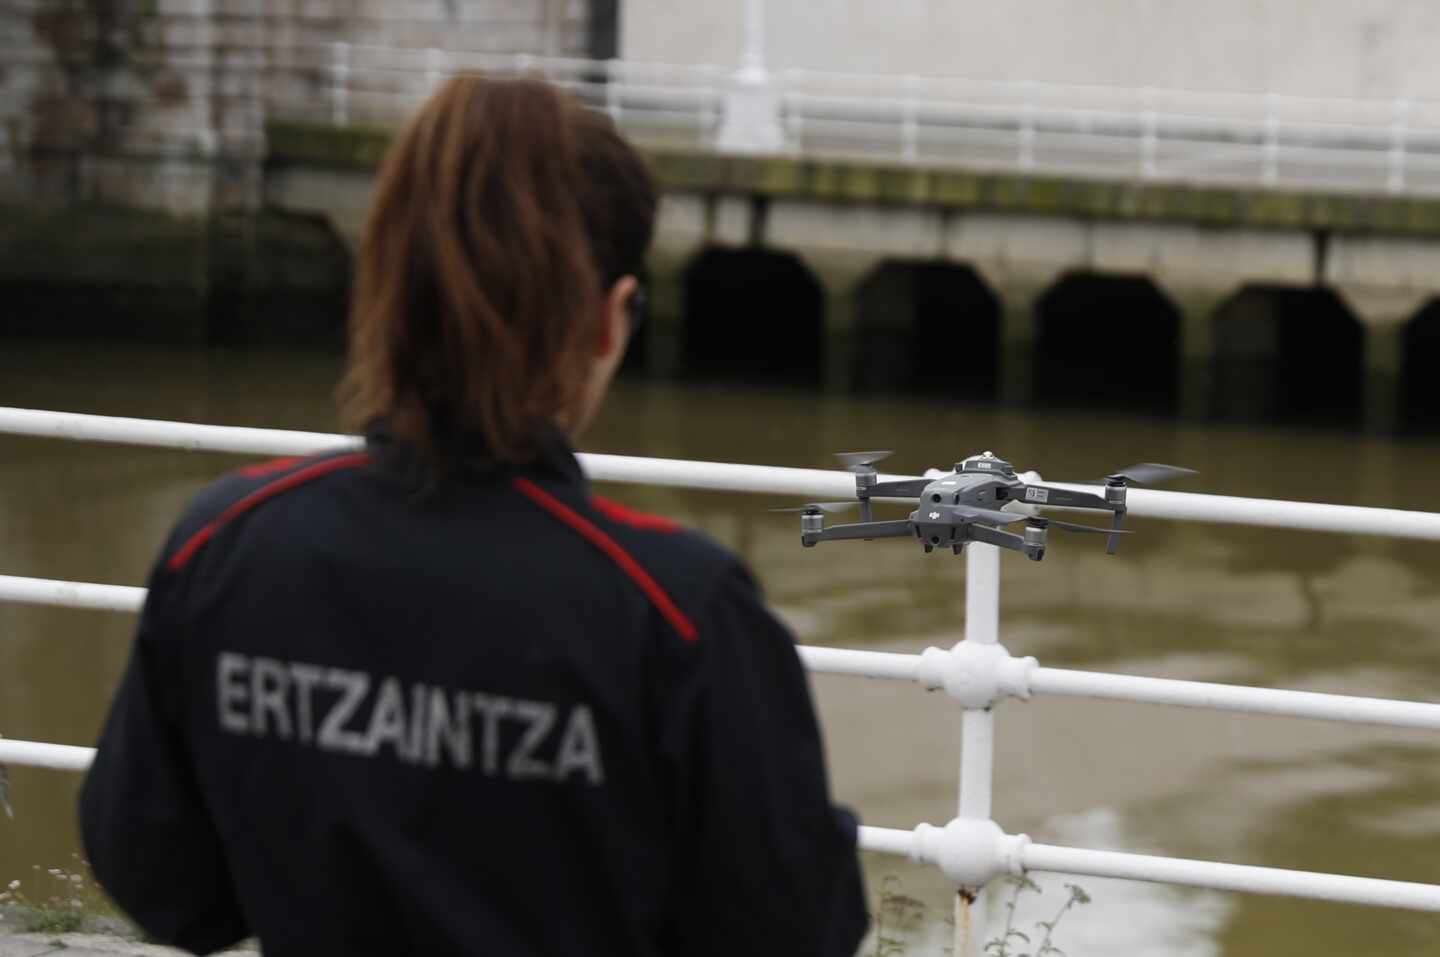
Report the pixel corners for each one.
[0,0,600,213]
[622,0,1440,100]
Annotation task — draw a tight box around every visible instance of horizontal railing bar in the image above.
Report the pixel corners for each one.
[796,646,922,682]
[0,407,357,456]
[857,825,1440,912]
[6,408,1440,539]
[0,739,94,772]
[0,407,898,499]
[857,824,916,857]
[1051,481,1440,540]
[0,574,146,612]
[0,765,1426,911]
[8,571,1440,731]
[803,644,1440,731]
[1023,842,1440,912]
[1029,667,1440,730]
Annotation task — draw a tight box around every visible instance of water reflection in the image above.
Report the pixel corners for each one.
[3,344,1440,954]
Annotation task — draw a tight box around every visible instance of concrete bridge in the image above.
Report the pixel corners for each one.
[265,120,1440,432]
[9,0,1440,430]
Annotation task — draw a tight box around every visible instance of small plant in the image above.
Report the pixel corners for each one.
[0,857,115,935]
[984,875,1039,957]
[984,876,1091,957]
[1034,884,1091,956]
[872,874,928,957]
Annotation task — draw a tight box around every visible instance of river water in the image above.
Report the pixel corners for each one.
[3,342,1440,955]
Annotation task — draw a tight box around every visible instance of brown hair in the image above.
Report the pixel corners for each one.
[339,75,657,467]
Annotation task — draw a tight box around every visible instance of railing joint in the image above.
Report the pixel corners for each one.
[918,640,1036,709]
[913,818,1032,888]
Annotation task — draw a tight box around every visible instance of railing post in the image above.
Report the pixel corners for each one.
[1139,87,1157,179]
[1262,92,1279,186]
[901,73,919,163]
[426,46,446,94]
[606,57,623,124]
[1388,96,1410,194]
[956,542,1001,957]
[780,68,802,149]
[330,41,350,127]
[1017,80,1035,171]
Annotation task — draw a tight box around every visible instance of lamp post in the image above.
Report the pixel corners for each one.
[716,0,785,153]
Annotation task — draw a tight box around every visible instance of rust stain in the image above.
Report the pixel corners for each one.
[956,888,975,957]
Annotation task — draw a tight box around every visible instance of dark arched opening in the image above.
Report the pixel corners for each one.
[207,210,353,351]
[1403,298,1440,431]
[1034,273,1180,412]
[682,247,823,383]
[853,260,999,396]
[1212,285,1362,425]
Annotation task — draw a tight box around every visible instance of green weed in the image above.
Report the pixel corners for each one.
[984,875,1091,957]
[873,874,929,956]
[0,856,117,935]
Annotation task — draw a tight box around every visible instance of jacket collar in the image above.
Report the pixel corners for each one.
[364,420,587,489]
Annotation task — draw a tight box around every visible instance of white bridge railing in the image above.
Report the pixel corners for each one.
[4,406,1440,953]
[279,43,1440,196]
[10,37,1440,195]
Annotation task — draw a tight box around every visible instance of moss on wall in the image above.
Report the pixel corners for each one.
[266,122,395,173]
[265,120,1440,238]
[0,203,350,347]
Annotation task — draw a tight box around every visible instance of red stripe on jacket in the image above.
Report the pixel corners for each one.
[590,495,680,533]
[512,478,698,643]
[233,456,306,478]
[166,453,373,572]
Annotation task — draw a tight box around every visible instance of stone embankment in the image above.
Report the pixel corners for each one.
[0,909,256,957]
[0,932,257,957]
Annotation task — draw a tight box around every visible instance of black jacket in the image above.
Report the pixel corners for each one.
[79,432,869,956]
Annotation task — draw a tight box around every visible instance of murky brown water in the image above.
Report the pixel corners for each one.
[3,342,1440,954]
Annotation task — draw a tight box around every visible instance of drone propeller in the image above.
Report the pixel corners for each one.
[1080,463,1193,554]
[769,502,859,514]
[1085,463,1197,485]
[834,451,894,472]
[1027,517,1132,536]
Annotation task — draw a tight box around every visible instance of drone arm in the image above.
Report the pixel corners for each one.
[1005,484,1113,511]
[809,520,915,543]
[865,478,930,499]
[964,521,1026,553]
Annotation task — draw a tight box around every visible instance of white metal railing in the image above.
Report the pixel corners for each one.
[5,407,1440,952]
[10,38,1440,195]
[278,44,1440,196]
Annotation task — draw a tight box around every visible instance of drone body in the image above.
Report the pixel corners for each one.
[780,451,1195,562]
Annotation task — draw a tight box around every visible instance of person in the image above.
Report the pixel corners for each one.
[78,75,869,956]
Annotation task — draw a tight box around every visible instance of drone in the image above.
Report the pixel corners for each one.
[773,451,1195,562]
